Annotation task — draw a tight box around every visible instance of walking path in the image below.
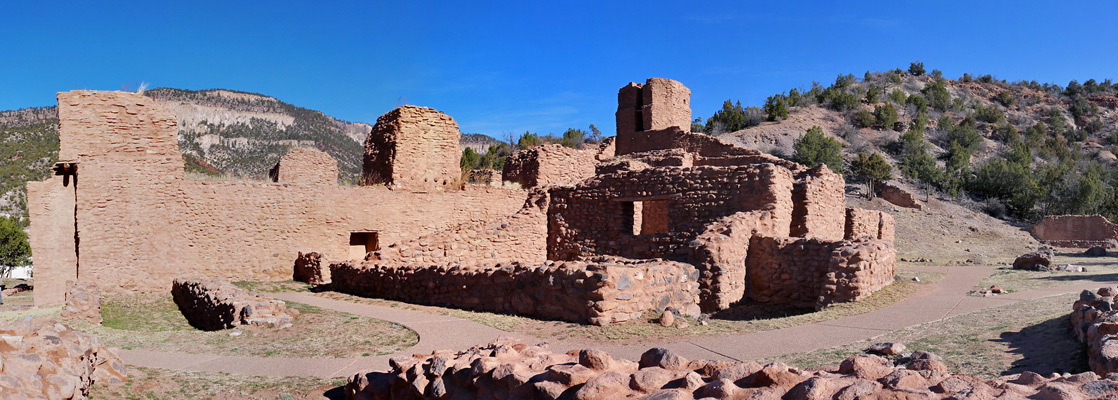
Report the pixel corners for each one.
[119,265,1118,377]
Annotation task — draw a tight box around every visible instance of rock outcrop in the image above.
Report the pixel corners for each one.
[0,318,126,399]
[171,278,297,331]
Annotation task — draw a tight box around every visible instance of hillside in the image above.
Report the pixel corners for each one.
[699,67,1118,223]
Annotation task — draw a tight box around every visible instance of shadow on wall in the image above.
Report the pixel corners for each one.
[994,314,1088,376]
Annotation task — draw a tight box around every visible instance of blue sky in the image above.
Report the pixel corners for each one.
[2,1,1117,139]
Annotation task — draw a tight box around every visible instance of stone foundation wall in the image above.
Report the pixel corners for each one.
[1070,287,1118,376]
[269,147,339,185]
[547,165,794,262]
[876,182,924,210]
[345,339,1112,400]
[845,208,894,241]
[293,251,331,285]
[330,257,700,326]
[685,211,785,311]
[171,278,297,331]
[373,190,550,265]
[1033,215,1118,246]
[0,318,127,399]
[26,175,76,307]
[746,236,895,309]
[790,165,846,240]
[362,105,461,190]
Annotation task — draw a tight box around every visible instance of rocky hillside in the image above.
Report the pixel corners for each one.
[700,67,1118,223]
[0,107,58,217]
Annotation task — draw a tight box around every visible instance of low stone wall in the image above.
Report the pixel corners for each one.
[502,143,603,189]
[845,207,894,242]
[344,339,1113,400]
[465,169,501,186]
[686,211,784,311]
[0,318,127,399]
[268,147,339,185]
[59,282,102,324]
[171,278,297,331]
[293,251,331,285]
[1033,214,1118,245]
[1043,239,1117,249]
[1070,287,1118,375]
[373,190,549,265]
[330,257,700,325]
[746,236,895,309]
[876,182,924,210]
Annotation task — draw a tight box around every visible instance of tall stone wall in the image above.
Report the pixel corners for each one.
[501,144,599,189]
[790,165,846,240]
[1032,215,1118,248]
[269,147,338,185]
[1070,287,1118,376]
[372,190,550,265]
[29,91,529,305]
[330,257,701,326]
[615,78,691,136]
[547,164,794,262]
[746,236,895,309]
[686,211,786,311]
[362,105,461,191]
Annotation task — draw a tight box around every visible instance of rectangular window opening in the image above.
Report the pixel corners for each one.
[623,200,669,235]
[349,232,379,260]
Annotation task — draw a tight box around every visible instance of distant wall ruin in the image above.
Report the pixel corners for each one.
[1032,215,1118,248]
[615,78,692,137]
[501,141,613,189]
[269,147,338,185]
[362,105,462,190]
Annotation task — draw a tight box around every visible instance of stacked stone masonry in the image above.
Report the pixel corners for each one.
[746,236,896,309]
[790,165,846,240]
[1070,287,1118,376]
[465,169,501,186]
[502,142,612,189]
[1033,215,1118,248]
[362,105,462,191]
[268,147,339,185]
[0,318,127,400]
[845,207,895,242]
[28,92,527,306]
[330,257,700,326]
[59,282,102,324]
[171,278,297,331]
[345,339,1118,400]
[293,251,332,285]
[876,182,924,210]
[615,78,692,137]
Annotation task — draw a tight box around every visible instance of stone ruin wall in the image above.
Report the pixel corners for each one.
[293,251,331,285]
[546,164,794,263]
[790,165,846,240]
[502,140,614,189]
[845,208,895,242]
[686,211,785,311]
[28,92,529,306]
[330,257,701,326]
[746,236,895,309]
[1070,287,1118,376]
[615,78,692,137]
[269,147,339,185]
[465,168,501,186]
[362,105,462,191]
[1032,214,1118,248]
[171,278,297,330]
[877,182,924,210]
[372,190,550,265]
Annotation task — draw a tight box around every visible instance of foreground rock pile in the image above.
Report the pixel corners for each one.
[0,318,126,399]
[293,251,332,285]
[59,283,102,324]
[345,340,1118,400]
[171,278,298,331]
[1071,287,1118,376]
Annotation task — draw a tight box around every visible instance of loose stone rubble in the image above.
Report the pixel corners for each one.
[58,282,102,324]
[293,251,332,285]
[1070,287,1118,376]
[171,278,298,331]
[344,339,1118,400]
[0,318,126,399]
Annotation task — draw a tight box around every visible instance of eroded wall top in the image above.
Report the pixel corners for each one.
[362,105,462,191]
[270,147,339,185]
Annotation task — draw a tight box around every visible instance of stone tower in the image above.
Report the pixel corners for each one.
[362,105,462,191]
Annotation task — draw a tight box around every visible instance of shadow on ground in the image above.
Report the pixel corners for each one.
[993,314,1088,376]
[711,301,813,321]
[1036,271,1118,284]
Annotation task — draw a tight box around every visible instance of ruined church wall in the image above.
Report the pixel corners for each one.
[1032,215,1118,247]
[502,142,611,189]
[685,210,786,311]
[790,165,846,240]
[746,235,895,309]
[547,164,794,262]
[270,147,338,185]
[26,176,76,306]
[362,105,461,191]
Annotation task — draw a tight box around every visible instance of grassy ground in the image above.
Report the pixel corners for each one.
[770,293,1087,379]
[89,367,343,400]
[65,293,417,358]
[314,269,944,345]
[973,251,1118,295]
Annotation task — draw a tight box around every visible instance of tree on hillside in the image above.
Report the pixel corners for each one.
[763,95,789,121]
[460,147,480,171]
[705,100,763,134]
[874,103,898,130]
[559,128,586,148]
[0,216,30,277]
[908,61,926,76]
[921,78,951,111]
[793,126,843,173]
[850,152,892,198]
[587,124,602,143]
[517,131,541,149]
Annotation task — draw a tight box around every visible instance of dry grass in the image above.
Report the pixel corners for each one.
[769,293,1087,379]
[67,293,417,358]
[89,366,342,400]
[314,269,942,345]
[973,252,1118,295]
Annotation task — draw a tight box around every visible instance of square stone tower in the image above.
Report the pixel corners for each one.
[615,78,692,136]
[362,105,462,191]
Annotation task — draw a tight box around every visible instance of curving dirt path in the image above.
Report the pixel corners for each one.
[119,265,1118,377]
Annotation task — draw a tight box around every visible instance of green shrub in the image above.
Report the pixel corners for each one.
[922,79,951,111]
[874,104,898,130]
[908,61,926,76]
[0,216,31,273]
[974,104,1004,124]
[793,126,844,173]
[849,152,892,197]
[853,110,877,128]
[764,95,789,121]
[994,91,1015,107]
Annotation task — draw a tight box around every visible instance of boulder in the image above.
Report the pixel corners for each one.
[1084,246,1108,257]
[1013,249,1054,271]
[0,318,126,399]
[866,342,907,356]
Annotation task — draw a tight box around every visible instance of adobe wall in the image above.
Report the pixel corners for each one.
[269,147,338,185]
[790,165,846,240]
[362,105,461,191]
[502,144,599,189]
[876,182,924,210]
[26,175,77,306]
[1032,215,1118,247]
[746,235,895,309]
[372,190,550,265]
[547,164,794,262]
[30,91,529,305]
[615,78,691,136]
[330,257,701,326]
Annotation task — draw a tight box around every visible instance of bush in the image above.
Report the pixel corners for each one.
[849,152,892,197]
[517,131,541,149]
[559,128,586,148]
[967,158,1037,216]
[793,126,844,173]
[994,90,1015,107]
[705,100,764,134]
[974,104,1004,124]
[865,86,880,104]
[764,95,789,121]
[898,124,943,186]
[889,89,907,105]
[853,110,876,128]
[905,94,928,116]
[908,61,926,76]
[0,216,31,274]
[922,79,951,111]
[874,104,898,130]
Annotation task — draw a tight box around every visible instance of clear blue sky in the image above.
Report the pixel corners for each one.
[3,1,1116,139]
